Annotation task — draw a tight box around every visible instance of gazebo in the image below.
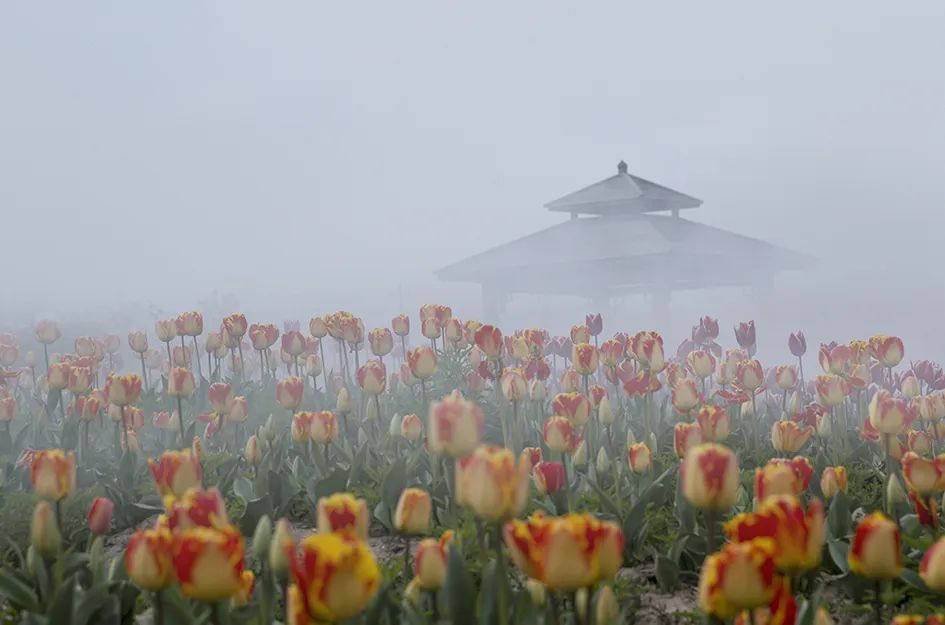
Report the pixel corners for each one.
[436,161,812,320]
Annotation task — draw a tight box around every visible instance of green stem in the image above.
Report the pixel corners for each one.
[153,590,165,625]
[493,524,509,625]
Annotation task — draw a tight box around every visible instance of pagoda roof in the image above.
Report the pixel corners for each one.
[436,213,813,296]
[545,161,702,215]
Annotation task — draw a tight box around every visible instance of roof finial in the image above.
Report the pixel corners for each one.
[617,160,628,174]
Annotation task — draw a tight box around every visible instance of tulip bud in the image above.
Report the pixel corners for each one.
[336,387,351,414]
[269,518,294,577]
[682,444,739,510]
[30,501,61,558]
[626,427,636,446]
[596,585,619,625]
[87,496,115,536]
[820,466,848,499]
[244,435,260,465]
[627,443,651,473]
[848,512,902,579]
[525,579,546,605]
[252,515,272,560]
[400,414,422,442]
[575,589,588,620]
[404,577,422,607]
[920,536,945,591]
[571,440,588,468]
[388,413,403,437]
[598,395,614,426]
[394,488,432,534]
[596,447,612,474]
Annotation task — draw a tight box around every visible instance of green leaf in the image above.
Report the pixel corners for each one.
[239,495,273,535]
[313,468,350,501]
[46,574,76,622]
[382,457,407,510]
[827,491,850,538]
[655,555,680,591]
[0,567,39,612]
[827,539,850,574]
[900,569,930,592]
[73,583,111,625]
[478,560,498,625]
[232,476,255,502]
[445,545,476,625]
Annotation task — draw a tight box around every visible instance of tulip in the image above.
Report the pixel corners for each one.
[148,450,202,501]
[356,359,387,395]
[126,525,174,591]
[172,525,246,601]
[87,496,115,536]
[674,422,704,458]
[596,585,619,625]
[560,368,582,392]
[394,488,432,534]
[30,501,62,558]
[105,373,143,406]
[726,495,825,573]
[820,466,848,499]
[407,346,437,380]
[167,488,230,531]
[528,378,547,403]
[391,314,410,337]
[715,349,740,386]
[504,512,624,590]
[128,331,149,354]
[920,537,945,592]
[627,443,652,473]
[818,344,851,375]
[908,429,933,455]
[47,362,70,390]
[290,411,315,443]
[35,319,61,345]
[400,413,422,441]
[698,539,778,619]
[569,324,590,345]
[681,444,740,511]
[414,531,454,590]
[901,451,945,495]
[308,316,328,338]
[544,416,578,454]
[571,440,588,468]
[500,368,528,402]
[848,512,902,579]
[474,325,503,359]
[774,364,798,390]
[688,350,716,379]
[276,376,305,411]
[599,339,623,368]
[317,493,370,539]
[280,330,306,359]
[336,386,351,415]
[74,336,95,358]
[788,331,806,357]
[571,343,598,376]
[814,374,848,408]
[869,335,904,367]
[870,389,916,435]
[917,393,945,422]
[771,420,813,454]
[269,518,294,577]
[290,532,380,622]
[223,313,249,338]
[172,345,192,367]
[421,317,440,340]
[532,461,566,495]
[176,311,203,337]
[456,446,530,521]
[0,396,15,422]
[156,319,177,343]
[736,359,764,392]
[901,374,921,399]
[668,378,700,414]
[696,405,731,442]
[755,457,813,502]
[244,434,260,465]
[167,367,196,398]
[551,392,591,427]
[428,390,484,458]
[307,411,336,444]
[30,449,76,501]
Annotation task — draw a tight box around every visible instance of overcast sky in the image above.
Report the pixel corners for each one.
[2,1,943,351]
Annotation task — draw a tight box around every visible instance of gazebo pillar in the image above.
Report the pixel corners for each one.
[481,283,506,324]
[651,287,672,320]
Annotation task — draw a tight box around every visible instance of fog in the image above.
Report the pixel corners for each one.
[2,1,943,359]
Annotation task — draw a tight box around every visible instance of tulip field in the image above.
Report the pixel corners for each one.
[2,309,945,625]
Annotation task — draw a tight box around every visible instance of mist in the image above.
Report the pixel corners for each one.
[2,0,944,359]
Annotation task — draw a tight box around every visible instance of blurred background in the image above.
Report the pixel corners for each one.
[1,1,943,359]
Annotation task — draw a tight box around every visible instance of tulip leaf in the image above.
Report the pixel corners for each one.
[313,467,350,500]
[0,567,39,612]
[827,491,850,538]
[46,574,76,622]
[239,495,273,535]
[445,545,476,625]
[233,475,255,502]
[900,569,930,592]
[674,478,696,534]
[827,539,850,574]
[478,559,498,625]
[73,583,111,625]
[655,555,680,591]
[382,457,407,511]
